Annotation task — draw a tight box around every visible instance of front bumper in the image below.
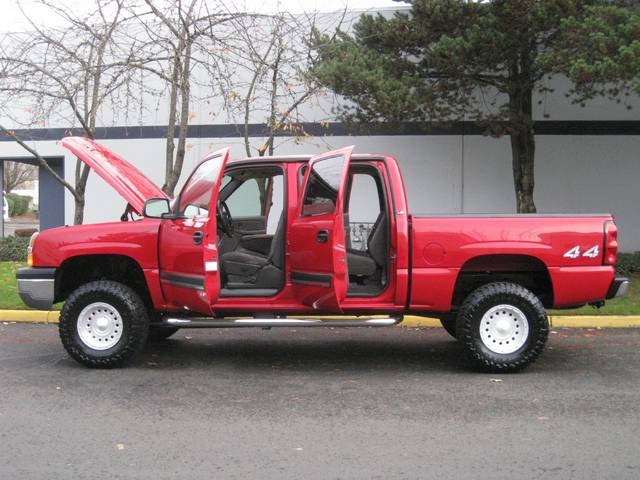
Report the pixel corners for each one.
[606,276,630,299]
[16,267,56,310]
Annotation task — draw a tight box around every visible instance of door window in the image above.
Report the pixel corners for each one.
[346,172,381,251]
[348,173,381,223]
[220,169,285,234]
[176,157,223,218]
[266,175,284,234]
[226,179,261,217]
[301,154,346,216]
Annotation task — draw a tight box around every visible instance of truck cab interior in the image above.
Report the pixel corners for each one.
[298,161,390,297]
[343,164,389,296]
[169,156,390,299]
[216,166,286,296]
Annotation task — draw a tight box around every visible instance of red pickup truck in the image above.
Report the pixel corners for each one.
[17,137,628,371]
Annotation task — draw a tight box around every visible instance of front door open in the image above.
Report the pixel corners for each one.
[288,146,353,311]
[202,149,231,310]
[159,148,229,315]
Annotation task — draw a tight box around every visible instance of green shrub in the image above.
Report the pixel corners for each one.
[7,194,17,216]
[617,252,640,276]
[0,236,29,261]
[6,193,31,217]
[18,195,31,215]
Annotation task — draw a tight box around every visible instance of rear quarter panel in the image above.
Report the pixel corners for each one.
[409,215,614,311]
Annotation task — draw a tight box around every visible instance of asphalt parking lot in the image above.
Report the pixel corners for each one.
[1,323,639,480]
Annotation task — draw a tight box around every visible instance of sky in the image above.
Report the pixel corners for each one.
[0,0,406,33]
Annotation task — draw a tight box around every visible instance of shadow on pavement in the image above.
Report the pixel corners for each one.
[129,328,491,374]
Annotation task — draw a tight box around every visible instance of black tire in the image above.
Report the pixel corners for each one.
[59,280,150,368]
[148,326,179,341]
[458,282,549,372]
[439,314,458,339]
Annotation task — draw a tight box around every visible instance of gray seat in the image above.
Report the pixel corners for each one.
[347,211,387,278]
[220,214,285,288]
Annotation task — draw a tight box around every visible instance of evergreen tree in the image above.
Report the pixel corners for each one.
[313,0,639,213]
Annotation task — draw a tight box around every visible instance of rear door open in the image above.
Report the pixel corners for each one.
[288,146,353,311]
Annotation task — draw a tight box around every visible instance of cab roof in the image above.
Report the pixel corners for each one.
[228,153,387,166]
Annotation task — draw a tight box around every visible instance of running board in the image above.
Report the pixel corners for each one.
[160,316,403,329]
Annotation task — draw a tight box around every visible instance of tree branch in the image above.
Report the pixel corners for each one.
[0,125,80,202]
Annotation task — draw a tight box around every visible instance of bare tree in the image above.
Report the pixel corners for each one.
[223,12,341,158]
[0,0,138,224]
[125,0,244,196]
[2,161,37,193]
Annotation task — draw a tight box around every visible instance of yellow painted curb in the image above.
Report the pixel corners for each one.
[0,310,59,323]
[402,315,640,328]
[549,315,640,328]
[400,316,442,327]
[1,311,639,328]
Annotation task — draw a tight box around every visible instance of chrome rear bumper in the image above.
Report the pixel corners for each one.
[606,276,630,299]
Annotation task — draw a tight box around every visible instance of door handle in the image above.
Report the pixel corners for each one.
[316,230,329,243]
[193,231,204,245]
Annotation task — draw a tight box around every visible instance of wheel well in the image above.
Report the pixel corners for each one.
[55,255,152,307]
[451,254,553,309]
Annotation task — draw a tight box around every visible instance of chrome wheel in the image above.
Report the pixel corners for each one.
[479,304,529,354]
[77,302,123,350]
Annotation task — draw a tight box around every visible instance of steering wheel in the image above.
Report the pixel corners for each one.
[217,199,234,236]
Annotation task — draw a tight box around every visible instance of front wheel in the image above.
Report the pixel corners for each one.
[59,281,150,368]
[457,282,549,372]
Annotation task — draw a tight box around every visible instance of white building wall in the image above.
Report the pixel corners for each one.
[58,131,639,252]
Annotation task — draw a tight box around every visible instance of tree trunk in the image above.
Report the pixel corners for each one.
[265,42,282,157]
[168,41,192,197]
[73,195,85,225]
[162,58,180,196]
[509,84,537,214]
[163,38,192,197]
[73,159,91,225]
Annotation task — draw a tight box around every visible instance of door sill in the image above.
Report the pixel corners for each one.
[220,287,279,297]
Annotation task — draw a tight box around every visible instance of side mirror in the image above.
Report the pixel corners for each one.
[143,198,170,218]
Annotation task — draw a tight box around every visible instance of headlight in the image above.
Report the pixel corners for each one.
[27,231,38,267]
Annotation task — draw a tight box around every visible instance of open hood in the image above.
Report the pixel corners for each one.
[61,136,169,215]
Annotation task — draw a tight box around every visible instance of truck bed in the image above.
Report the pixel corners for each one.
[408,214,615,312]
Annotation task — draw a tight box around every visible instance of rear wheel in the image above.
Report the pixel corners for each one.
[457,282,549,372]
[59,281,149,368]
